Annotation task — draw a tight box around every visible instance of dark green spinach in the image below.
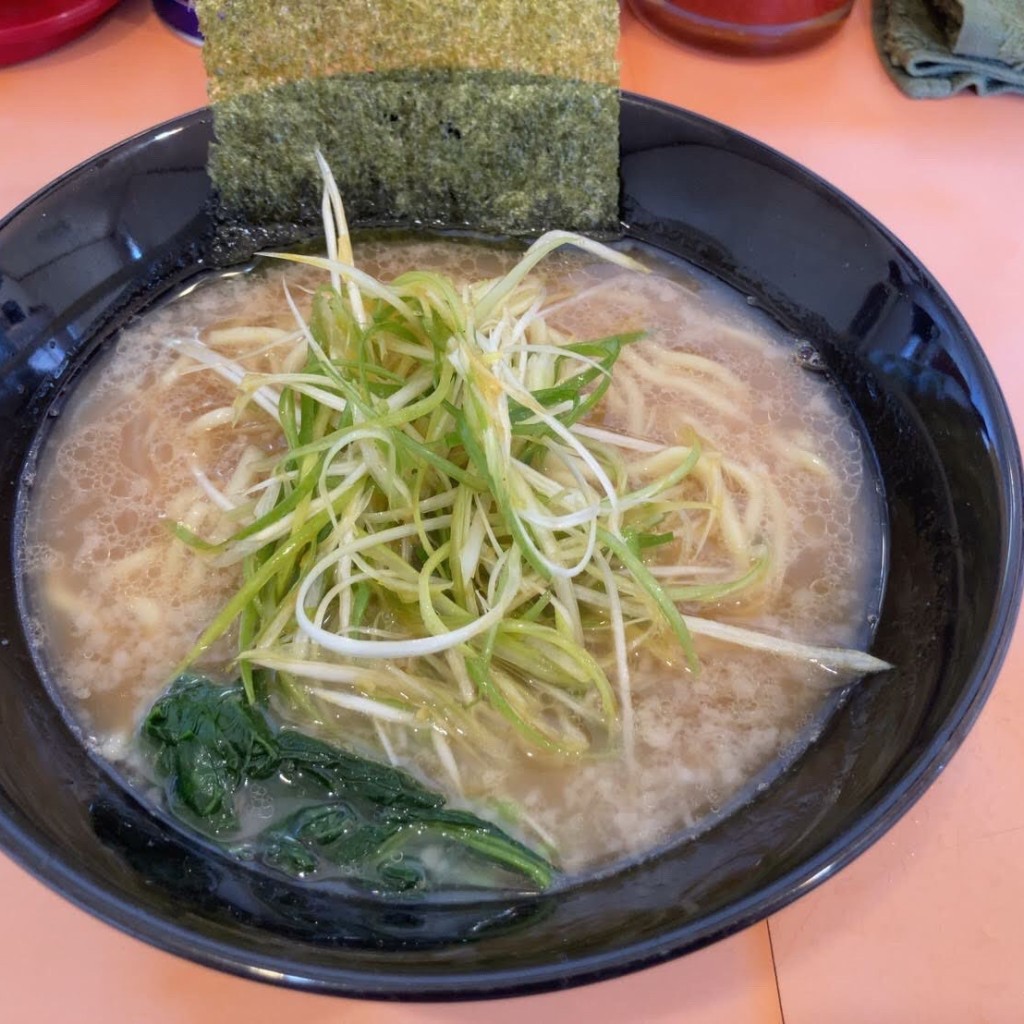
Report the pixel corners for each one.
[142,675,555,892]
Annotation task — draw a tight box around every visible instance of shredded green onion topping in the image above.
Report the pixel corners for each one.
[172,157,890,773]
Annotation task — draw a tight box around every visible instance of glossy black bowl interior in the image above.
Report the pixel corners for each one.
[0,96,1020,999]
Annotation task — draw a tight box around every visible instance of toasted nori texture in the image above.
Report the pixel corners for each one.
[193,1,620,252]
[196,0,618,103]
[208,69,620,244]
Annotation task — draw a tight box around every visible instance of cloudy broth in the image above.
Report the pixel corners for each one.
[21,236,884,876]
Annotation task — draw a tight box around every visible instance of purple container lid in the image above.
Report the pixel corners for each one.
[153,0,201,43]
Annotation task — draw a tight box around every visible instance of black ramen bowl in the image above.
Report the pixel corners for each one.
[0,96,1020,999]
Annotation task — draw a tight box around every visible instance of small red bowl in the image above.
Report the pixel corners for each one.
[0,0,122,67]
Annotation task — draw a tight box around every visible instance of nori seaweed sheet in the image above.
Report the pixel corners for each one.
[208,69,620,245]
[194,1,620,247]
[196,0,619,103]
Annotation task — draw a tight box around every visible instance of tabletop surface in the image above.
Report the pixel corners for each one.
[1,2,1022,1021]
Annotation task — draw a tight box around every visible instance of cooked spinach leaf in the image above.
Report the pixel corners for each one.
[142,675,555,892]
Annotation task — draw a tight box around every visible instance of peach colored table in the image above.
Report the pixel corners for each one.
[2,2,1022,1020]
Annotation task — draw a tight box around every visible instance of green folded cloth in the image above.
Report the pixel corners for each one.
[874,0,1024,96]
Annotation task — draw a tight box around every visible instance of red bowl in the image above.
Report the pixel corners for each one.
[0,0,122,67]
